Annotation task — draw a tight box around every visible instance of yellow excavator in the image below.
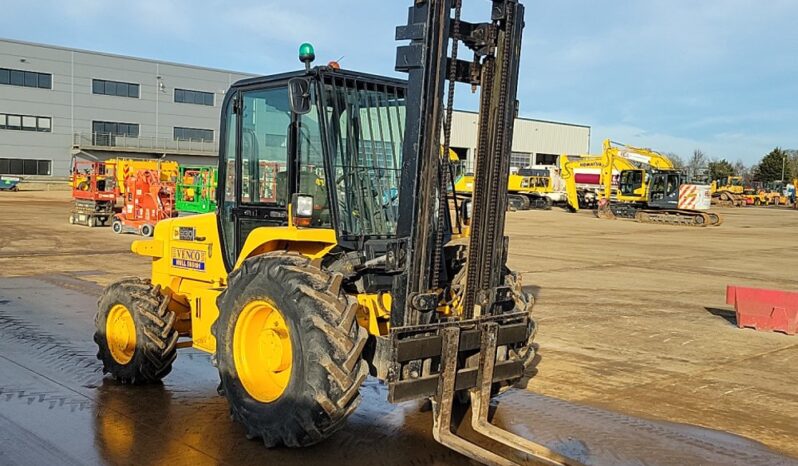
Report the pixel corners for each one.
[593,140,722,226]
[559,152,639,212]
[91,2,577,464]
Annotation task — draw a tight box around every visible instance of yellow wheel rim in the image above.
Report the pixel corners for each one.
[234,300,293,403]
[106,304,136,365]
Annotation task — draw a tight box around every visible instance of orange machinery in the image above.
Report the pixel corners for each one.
[111,169,177,236]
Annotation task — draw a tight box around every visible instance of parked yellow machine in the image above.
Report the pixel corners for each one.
[455,165,554,210]
[560,140,670,212]
[761,181,790,206]
[90,2,572,462]
[559,153,638,212]
[792,178,798,208]
[710,176,746,207]
[595,140,720,226]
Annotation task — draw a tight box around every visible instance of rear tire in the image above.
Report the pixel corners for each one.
[140,224,153,237]
[94,278,178,384]
[214,252,368,448]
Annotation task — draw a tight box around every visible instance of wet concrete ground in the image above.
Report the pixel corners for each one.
[1,191,797,465]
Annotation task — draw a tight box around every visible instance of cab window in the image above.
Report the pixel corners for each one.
[240,88,291,206]
[620,170,643,196]
[297,89,331,228]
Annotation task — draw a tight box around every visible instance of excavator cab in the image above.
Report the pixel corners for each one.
[647,171,681,208]
[618,169,646,200]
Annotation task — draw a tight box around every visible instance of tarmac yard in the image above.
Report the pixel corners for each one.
[1,191,797,465]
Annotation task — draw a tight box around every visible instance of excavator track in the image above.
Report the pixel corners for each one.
[712,192,745,207]
[634,209,722,227]
[600,203,722,227]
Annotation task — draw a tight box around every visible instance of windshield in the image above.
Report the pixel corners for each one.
[320,76,405,238]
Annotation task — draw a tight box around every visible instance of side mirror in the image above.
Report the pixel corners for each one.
[288,78,311,115]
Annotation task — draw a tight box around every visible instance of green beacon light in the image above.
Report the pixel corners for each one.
[298,43,315,71]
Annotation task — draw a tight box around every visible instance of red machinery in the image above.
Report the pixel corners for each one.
[111,169,177,236]
[69,160,118,227]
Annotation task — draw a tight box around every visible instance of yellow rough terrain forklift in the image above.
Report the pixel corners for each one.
[94,1,575,464]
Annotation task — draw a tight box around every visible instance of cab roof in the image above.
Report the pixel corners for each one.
[230,66,407,90]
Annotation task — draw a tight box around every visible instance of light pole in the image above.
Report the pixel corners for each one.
[782,155,786,183]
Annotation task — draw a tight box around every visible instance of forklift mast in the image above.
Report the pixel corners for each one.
[392,0,525,325]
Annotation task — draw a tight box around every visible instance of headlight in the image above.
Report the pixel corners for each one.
[292,193,314,226]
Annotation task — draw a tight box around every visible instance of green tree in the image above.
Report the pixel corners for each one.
[754,148,791,182]
[708,159,734,181]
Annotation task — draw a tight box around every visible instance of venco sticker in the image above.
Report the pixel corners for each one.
[172,247,206,271]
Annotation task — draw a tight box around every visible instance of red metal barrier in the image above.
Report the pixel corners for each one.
[726,286,798,335]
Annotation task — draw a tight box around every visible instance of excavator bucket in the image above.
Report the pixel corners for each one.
[432,324,582,466]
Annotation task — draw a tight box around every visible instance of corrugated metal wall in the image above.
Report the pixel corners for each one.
[448,110,590,168]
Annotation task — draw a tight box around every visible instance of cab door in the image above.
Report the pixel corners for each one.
[217,85,293,270]
[648,172,681,209]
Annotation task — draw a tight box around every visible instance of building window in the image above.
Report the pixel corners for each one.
[0,113,52,132]
[92,79,139,98]
[92,121,139,146]
[174,127,213,142]
[174,88,214,106]
[0,67,52,89]
[0,158,51,176]
[536,153,559,166]
[92,121,139,137]
[510,151,532,168]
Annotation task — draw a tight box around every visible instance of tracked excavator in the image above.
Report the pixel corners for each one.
[594,140,722,226]
[92,1,578,464]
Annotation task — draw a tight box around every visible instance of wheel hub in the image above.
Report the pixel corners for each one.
[234,300,293,403]
[106,304,136,365]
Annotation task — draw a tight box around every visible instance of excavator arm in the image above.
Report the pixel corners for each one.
[559,154,581,212]
[605,139,675,170]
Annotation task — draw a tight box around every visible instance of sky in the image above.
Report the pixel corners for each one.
[2,0,797,165]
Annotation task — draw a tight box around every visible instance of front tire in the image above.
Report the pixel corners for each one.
[94,278,178,384]
[214,252,368,448]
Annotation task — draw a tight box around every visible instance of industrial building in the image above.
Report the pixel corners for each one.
[0,38,590,179]
[448,110,591,171]
[0,38,253,178]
